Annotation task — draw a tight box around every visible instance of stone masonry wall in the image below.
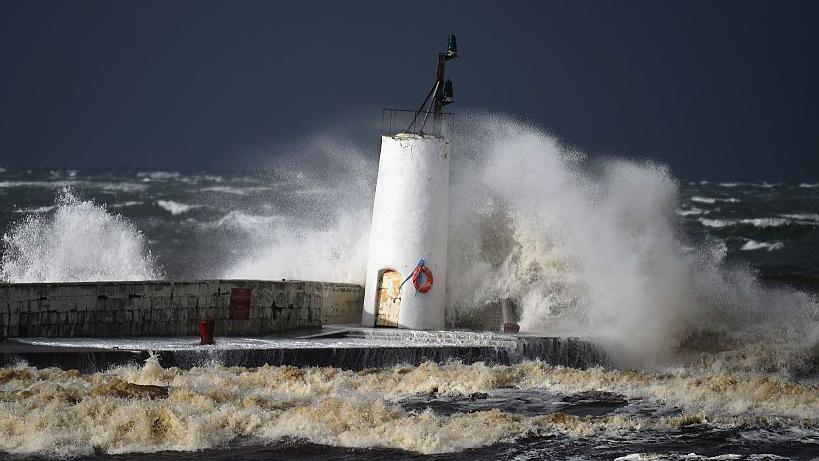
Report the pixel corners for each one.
[0,280,364,338]
[320,283,366,325]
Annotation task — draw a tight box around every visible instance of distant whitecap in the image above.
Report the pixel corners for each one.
[740,239,784,251]
[156,200,200,215]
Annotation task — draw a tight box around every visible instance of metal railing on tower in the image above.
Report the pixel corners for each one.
[380,34,458,139]
[381,109,452,138]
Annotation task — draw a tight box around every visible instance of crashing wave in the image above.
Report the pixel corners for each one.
[0,188,163,283]
[214,114,817,368]
[437,115,818,367]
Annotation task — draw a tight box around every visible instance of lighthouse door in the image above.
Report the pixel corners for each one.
[375,269,402,327]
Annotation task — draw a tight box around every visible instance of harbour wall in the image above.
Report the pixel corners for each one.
[2,332,609,372]
[0,280,364,338]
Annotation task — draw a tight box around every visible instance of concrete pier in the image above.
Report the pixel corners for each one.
[0,280,364,338]
[0,281,609,373]
[1,328,609,372]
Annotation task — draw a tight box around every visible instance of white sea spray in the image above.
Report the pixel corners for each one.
[219,113,818,367]
[0,188,163,282]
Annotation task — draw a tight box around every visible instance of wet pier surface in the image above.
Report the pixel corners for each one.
[0,326,608,372]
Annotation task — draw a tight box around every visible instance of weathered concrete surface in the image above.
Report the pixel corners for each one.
[320,283,365,325]
[1,328,609,372]
[0,280,364,338]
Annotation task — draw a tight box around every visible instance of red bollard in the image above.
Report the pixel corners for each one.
[198,320,215,345]
[501,298,520,334]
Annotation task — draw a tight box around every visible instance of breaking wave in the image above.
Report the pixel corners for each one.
[676,207,706,216]
[699,218,790,228]
[715,182,781,189]
[156,200,200,215]
[0,180,148,192]
[137,171,181,180]
[218,113,817,368]
[690,196,717,204]
[690,196,740,204]
[779,213,819,223]
[0,115,817,459]
[1,114,814,373]
[12,205,56,214]
[201,185,271,195]
[442,114,817,366]
[110,201,144,208]
[740,239,784,252]
[699,217,818,229]
[0,188,163,283]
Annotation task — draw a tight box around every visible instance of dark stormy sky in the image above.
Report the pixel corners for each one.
[0,0,817,180]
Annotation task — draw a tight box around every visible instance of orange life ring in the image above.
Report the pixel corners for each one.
[412,265,434,293]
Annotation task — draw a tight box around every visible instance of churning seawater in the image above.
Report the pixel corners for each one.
[0,115,817,459]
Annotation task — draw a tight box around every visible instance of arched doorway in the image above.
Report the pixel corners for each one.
[375,269,402,327]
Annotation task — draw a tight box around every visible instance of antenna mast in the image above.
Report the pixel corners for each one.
[410,34,458,136]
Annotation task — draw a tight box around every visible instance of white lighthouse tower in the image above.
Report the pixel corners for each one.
[361,35,458,330]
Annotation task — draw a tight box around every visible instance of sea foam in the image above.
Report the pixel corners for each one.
[0,357,815,458]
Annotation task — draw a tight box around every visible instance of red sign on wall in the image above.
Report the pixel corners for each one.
[229,288,251,320]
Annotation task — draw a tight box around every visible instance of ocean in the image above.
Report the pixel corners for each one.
[2,170,818,291]
[0,117,817,459]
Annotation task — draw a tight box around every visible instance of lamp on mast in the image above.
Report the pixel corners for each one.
[411,34,458,136]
